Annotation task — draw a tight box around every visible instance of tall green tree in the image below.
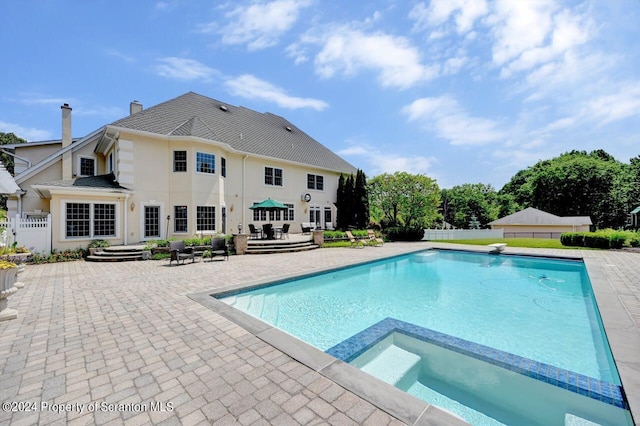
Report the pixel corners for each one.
[353,169,369,228]
[368,172,440,229]
[0,132,27,175]
[336,174,347,229]
[0,132,27,210]
[500,150,633,229]
[440,183,503,229]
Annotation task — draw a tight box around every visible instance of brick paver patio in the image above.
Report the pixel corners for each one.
[1,242,639,425]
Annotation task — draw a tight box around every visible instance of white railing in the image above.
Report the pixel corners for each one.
[422,228,504,240]
[0,214,52,254]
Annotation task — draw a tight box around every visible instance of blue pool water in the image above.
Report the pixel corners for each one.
[218,250,629,423]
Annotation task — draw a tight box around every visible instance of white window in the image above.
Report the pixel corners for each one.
[196,152,215,174]
[307,174,324,191]
[174,151,187,172]
[264,167,283,186]
[78,156,96,177]
[197,206,216,231]
[65,202,117,239]
[283,203,295,221]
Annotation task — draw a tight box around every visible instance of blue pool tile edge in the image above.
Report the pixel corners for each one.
[325,317,629,410]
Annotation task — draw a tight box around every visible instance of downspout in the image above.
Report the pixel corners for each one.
[242,154,248,232]
[124,193,129,245]
[16,190,25,217]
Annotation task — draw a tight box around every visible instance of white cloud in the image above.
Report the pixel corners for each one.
[206,0,312,51]
[225,74,328,111]
[105,48,135,63]
[409,0,488,35]
[487,0,594,79]
[0,121,52,142]
[582,81,640,125]
[338,142,435,175]
[403,95,506,146]
[296,26,437,89]
[155,57,218,81]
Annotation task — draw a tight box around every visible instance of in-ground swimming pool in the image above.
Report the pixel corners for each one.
[217,250,632,425]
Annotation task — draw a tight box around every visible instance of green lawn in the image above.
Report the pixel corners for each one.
[439,238,582,249]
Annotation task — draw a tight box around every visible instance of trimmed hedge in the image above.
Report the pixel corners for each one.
[560,230,638,249]
[385,227,425,241]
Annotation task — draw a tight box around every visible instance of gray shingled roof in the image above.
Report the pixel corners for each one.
[36,173,131,191]
[489,207,592,226]
[110,92,356,173]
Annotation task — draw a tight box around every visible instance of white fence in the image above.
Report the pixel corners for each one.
[0,214,52,254]
[422,228,504,240]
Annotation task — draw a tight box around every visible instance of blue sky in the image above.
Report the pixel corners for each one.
[1,0,639,189]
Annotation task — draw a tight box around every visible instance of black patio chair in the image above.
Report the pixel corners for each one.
[248,224,262,240]
[277,223,290,240]
[169,240,195,265]
[208,237,229,261]
[262,223,274,240]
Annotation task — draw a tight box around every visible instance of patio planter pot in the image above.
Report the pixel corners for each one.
[0,261,18,321]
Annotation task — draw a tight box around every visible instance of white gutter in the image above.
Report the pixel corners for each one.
[0,149,31,168]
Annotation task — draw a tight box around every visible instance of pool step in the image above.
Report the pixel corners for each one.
[360,344,421,387]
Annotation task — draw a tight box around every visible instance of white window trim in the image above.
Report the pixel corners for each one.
[307,173,325,192]
[77,155,97,177]
[173,205,189,234]
[196,205,216,233]
[140,202,165,241]
[195,151,216,175]
[107,151,116,175]
[61,199,120,241]
[264,165,284,187]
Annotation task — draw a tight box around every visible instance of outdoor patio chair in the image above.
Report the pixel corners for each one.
[248,224,263,239]
[169,240,195,265]
[276,223,290,240]
[345,230,366,248]
[367,229,384,247]
[208,237,229,261]
[300,222,313,235]
[262,223,274,240]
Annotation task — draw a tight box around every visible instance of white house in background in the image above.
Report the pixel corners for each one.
[488,207,592,238]
[2,92,356,251]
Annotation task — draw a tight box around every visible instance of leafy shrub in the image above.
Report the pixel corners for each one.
[560,233,575,246]
[88,239,110,249]
[609,231,627,249]
[323,230,346,240]
[151,253,171,260]
[29,248,85,264]
[630,233,640,248]
[385,227,424,241]
[583,233,610,249]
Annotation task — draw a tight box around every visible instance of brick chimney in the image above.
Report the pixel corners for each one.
[130,100,143,115]
[61,103,73,179]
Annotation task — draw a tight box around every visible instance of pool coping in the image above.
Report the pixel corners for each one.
[189,247,640,425]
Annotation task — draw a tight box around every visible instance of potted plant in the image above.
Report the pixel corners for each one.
[0,260,18,321]
[142,241,157,260]
[87,239,110,256]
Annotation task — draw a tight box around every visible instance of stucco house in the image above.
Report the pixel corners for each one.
[488,207,592,238]
[3,92,356,251]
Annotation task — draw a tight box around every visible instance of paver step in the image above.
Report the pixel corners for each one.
[86,254,144,262]
[245,244,318,254]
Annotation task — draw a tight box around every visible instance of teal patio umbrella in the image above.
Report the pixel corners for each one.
[249,198,288,222]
